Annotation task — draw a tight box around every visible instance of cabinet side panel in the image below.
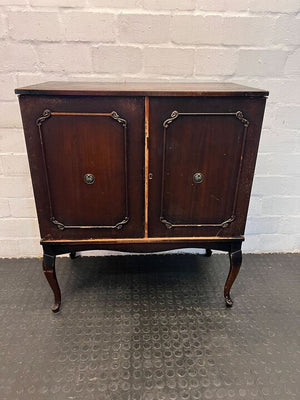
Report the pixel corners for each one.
[226,97,266,237]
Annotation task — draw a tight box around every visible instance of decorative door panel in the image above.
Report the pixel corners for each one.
[148,97,253,237]
[19,96,145,239]
[38,110,130,229]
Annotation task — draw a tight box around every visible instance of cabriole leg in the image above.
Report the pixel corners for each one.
[224,243,242,307]
[43,253,61,313]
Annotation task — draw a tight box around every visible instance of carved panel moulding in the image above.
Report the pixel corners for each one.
[160,110,249,229]
[36,109,129,230]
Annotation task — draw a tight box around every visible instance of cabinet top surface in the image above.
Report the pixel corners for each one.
[15,81,268,97]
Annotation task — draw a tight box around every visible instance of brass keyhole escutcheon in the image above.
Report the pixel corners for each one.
[193,172,204,184]
[84,173,95,185]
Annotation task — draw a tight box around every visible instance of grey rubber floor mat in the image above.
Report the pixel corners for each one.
[0,253,299,399]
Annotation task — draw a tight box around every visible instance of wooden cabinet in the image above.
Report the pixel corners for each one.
[15,82,268,312]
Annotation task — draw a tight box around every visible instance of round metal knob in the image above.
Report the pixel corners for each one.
[193,172,204,184]
[84,173,95,184]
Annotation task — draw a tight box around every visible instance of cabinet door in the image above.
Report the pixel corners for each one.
[19,96,145,240]
[148,97,266,238]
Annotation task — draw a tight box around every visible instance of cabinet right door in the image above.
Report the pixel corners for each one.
[148,96,266,238]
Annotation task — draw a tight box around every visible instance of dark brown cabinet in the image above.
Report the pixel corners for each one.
[15,82,268,312]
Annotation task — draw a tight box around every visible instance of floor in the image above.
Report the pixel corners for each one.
[0,253,299,400]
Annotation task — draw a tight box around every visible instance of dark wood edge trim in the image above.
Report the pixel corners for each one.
[15,90,269,97]
[160,111,249,229]
[41,236,244,245]
[36,109,130,230]
[144,96,150,238]
[41,238,244,256]
[37,110,54,218]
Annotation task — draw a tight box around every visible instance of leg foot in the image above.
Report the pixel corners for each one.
[225,295,233,307]
[205,249,212,257]
[69,252,78,259]
[43,253,61,312]
[224,243,242,307]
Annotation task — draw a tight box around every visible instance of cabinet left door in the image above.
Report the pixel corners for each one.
[19,95,145,240]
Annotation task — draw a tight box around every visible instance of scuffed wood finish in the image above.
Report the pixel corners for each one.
[144,96,149,238]
[16,82,267,311]
[42,238,242,257]
[19,95,145,240]
[15,81,269,97]
[42,236,243,244]
[42,253,61,312]
[148,96,266,238]
[224,242,243,307]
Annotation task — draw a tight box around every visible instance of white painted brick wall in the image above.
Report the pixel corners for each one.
[8,11,61,41]
[195,49,237,76]
[37,43,93,72]
[144,0,196,11]
[62,12,116,42]
[144,47,194,76]
[118,14,170,44]
[92,45,142,73]
[0,1,299,256]
[237,50,289,76]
